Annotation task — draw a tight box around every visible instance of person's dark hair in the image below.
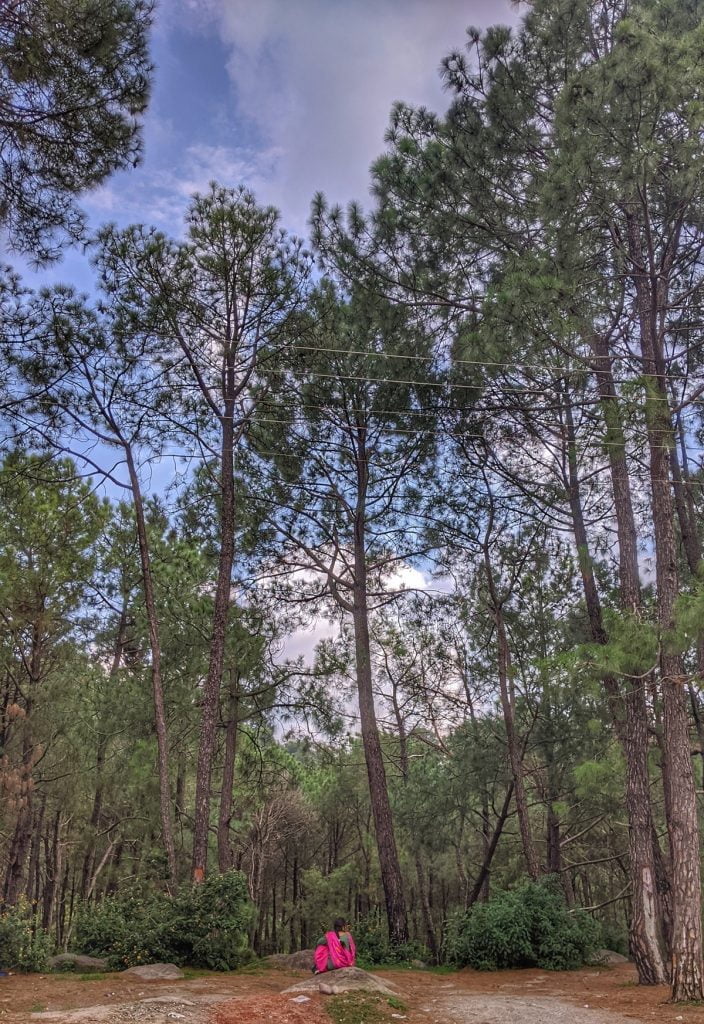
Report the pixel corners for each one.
[333,917,346,932]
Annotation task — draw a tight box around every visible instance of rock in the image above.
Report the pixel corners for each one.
[266,949,316,971]
[283,966,399,996]
[122,963,185,980]
[587,949,629,966]
[49,953,108,973]
[411,959,428,970]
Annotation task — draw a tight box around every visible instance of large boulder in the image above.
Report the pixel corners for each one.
[588,949,630,966]
[267,949,316,971]
[122,962,185,980]
[49,953,108,973]
[283,966,399,996]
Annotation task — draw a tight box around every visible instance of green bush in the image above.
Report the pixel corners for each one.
[444,877,601,971]
[354,914,429,967]
[75,871,253,971]
[0,898,52,972]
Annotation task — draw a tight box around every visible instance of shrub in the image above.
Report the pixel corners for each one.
[0,898,52,972]
[354,914,429,967]
[171,872,254,971]
[75,870,253,971]
[444,877,601,971]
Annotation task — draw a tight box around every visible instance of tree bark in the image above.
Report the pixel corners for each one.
[467,782,515,907]
[565,365,668,983]
[352,426,408,943]
[627,212,703,1001]
[217,672,240,873]
[124,445,177,886]
[192,398,236,881]
[482,523,540,881]
[82,603,127,900]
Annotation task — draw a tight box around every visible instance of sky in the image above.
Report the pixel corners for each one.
[36,0,519,291]
[34,0,521,661]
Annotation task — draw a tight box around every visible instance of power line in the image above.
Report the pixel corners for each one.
[7,338,704,386]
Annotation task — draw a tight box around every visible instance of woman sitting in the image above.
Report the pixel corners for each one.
[313,917,356,973]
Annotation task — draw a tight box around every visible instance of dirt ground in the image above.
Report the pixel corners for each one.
[1,963,703,1024]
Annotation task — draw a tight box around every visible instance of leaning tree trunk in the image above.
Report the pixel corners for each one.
[467,782,514,907]
[483,539,540,881]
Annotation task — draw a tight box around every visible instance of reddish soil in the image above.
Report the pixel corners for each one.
[0,963,702,1024]
[0,967,285,1018]
[389,964,704,1024]
[213,993,330,1024]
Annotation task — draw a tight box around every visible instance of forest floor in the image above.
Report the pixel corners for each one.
[1,962,703,1024]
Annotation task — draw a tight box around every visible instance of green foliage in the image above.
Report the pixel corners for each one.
[0,898,52,972]
[301,865,357,936]
[354,914,429,967]
[75,872,254,970]
[599,920,629,958]
[444,878,601,972]
[0,0,153,261]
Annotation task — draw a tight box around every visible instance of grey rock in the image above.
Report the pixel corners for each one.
[283,966,399,996]
[123,963,185,980]
[49,953,108,972]
[266,949,316,971]
[587,949,630,966]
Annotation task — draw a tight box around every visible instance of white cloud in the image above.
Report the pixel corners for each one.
[84,141,282,233]
[202,0,520,234]
[82,2,520,244]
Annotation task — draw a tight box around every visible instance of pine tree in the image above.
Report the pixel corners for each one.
[0,0,152,262]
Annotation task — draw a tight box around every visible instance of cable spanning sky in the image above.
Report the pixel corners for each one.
[34,0,518,290]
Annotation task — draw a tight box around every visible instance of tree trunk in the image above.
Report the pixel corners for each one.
[483,536,540,881]
[125,446,177,885]
[217,673,240,872]
[627,212,703,1001]
[4,747,35,906]
[566,364,668,983]
[82,604,127,899]
[352,577,408,943]
[192,402,236,882]
[467,782,514,907]
[348,426,408,944]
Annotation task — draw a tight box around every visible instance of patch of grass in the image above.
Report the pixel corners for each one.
[386,995,407,1011]
[326,991,408,1024]
[326,992,386,1024]
[75,972,109,981]
[29,1003,46,1013]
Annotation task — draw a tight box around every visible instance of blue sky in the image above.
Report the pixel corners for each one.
[33,0,518,292]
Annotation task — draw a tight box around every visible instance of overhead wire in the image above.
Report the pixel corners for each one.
[5,336,704,385]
